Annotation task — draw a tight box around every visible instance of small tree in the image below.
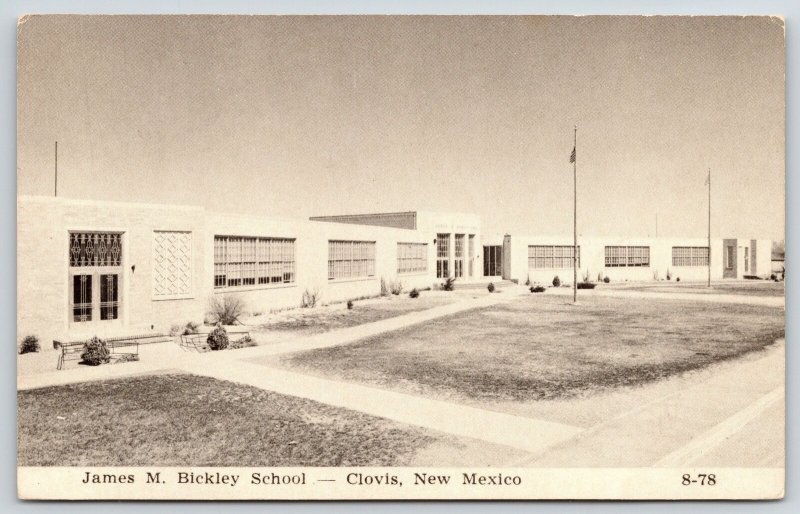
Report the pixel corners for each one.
[207,324,229,351]
[301,288,320,308]
[487,282,495,293]
[81,337,110,366]
[552,275,561,287]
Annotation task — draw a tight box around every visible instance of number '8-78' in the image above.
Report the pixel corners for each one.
[682,474,716,485]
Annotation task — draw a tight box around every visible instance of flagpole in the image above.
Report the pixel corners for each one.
[573,125,577,304]
[707,167,711,288]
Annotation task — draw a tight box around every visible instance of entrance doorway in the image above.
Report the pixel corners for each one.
[483,245,502,277]
[69,232,123,328]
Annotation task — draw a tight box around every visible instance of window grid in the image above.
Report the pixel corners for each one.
[397,243,428,274]
[671,246,709,267]
[527,245,580,269]
[214,236,295,289]
[436,233,450,278]
[454,234,465,278]
[328,240,376,280]
[468,235,475,277]
[604,246,650,267]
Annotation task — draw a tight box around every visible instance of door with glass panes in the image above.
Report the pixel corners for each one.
[69,232,123,327]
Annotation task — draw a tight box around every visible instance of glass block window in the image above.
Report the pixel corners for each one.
[528,245,580,269]
[397,243,427,273]
[671,246,709,267]
[214,236,295,288]
[153,231,192,297]
[605,246,650,267]
[69,232,122,267]
[328,240,376,280]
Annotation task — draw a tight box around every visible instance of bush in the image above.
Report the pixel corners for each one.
[603,276,610,283]
[81,337,110,366]
[19,335,40,354]
[207,325,229,351]
[487,282,495,293]
[409,288,420,299]
[530,285,546,293]
[577,282,596,289]
[770,273,777,281]
[229,334,257,350]
[170,321,200,336]
[652,270,660,281]
[380,277,390,297]
[301,288,320,308]
[552,276,561,287]
[666,268,672,281]
[441,277,456,291]
[208,295,245,325]
[525,275,531,286]
[347,300,354,310]
[390,281,404,295]
[582,269,591,282]
[676,277,680,282]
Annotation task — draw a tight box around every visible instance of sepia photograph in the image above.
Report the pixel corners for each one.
[15,14,785,500]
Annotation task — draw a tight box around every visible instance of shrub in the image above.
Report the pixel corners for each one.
[510,278,519,285]
[652,270,660,281]
[441,277,456,291]
[530,285,546,293]
[390,281,404,295]
[19,335,40,354]
[409,288,420,298]
[666,268,672,281]
[487,282,495,293]
[577,282,597,289]
[300,288,320,308]
[603,276,610,284]
[170,321,201,336]
[552,276,561,287]
[81,337,110,366]
[582,269,591,282]
[676,277,680,282]
[229,334,257,350]
[380,277,390,297]
[597,272,604,283]
[208,295,245,325]
[347,300,354,310]
[770,273,777,281]
[207,325,229,351]
[525,275,531,286]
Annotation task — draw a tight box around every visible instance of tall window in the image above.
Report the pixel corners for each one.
[528,245,580,269]
[726,246,735,269]
[69,232,123,323]
[604,246,650,267]
[744,247,749,272]
[671,246,709,266]
[468,235,475,277]
[214,236,295,288]
[436,233,450,278]
[397,243,427,274]
[454,234,465,278]
[329,240,376,280]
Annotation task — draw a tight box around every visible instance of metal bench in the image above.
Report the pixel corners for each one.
[178,331,251,353]
[53,333,172,370]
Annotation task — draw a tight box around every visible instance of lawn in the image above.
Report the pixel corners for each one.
[613,281,784,297]
[18,373,472,466]
[281,295,784,402]
[253,293,454,337]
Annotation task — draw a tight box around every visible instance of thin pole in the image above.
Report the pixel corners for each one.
[54,141,58,197]
[707,167,711,288]
[573,125,577,304]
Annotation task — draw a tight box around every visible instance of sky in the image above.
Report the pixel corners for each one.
[16,15,785,239]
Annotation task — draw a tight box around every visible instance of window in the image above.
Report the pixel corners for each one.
[454,234,465,278]
[604,246,650,267]
[328,240,376,280]
[69,232,123,323]
[671,246,709,267]
[214,236,295,288]
[397,243,427,274]
[744,247,749,272]
[468,235,475,277]
[436,233,450,278]
[528,245,580,269]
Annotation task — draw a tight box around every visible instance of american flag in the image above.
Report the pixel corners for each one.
[569,146,576,163]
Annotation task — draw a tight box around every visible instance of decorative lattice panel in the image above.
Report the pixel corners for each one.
[153,231,192,297]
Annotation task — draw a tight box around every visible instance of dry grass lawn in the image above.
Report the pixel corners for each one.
[284,295,784,402]
[616,281,784,297]
[18,373,459,466]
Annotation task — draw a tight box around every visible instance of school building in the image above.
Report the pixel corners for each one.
[17,195,772,346]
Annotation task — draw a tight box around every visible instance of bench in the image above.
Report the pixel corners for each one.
[53,333,173,370]
[179,331,251,353]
